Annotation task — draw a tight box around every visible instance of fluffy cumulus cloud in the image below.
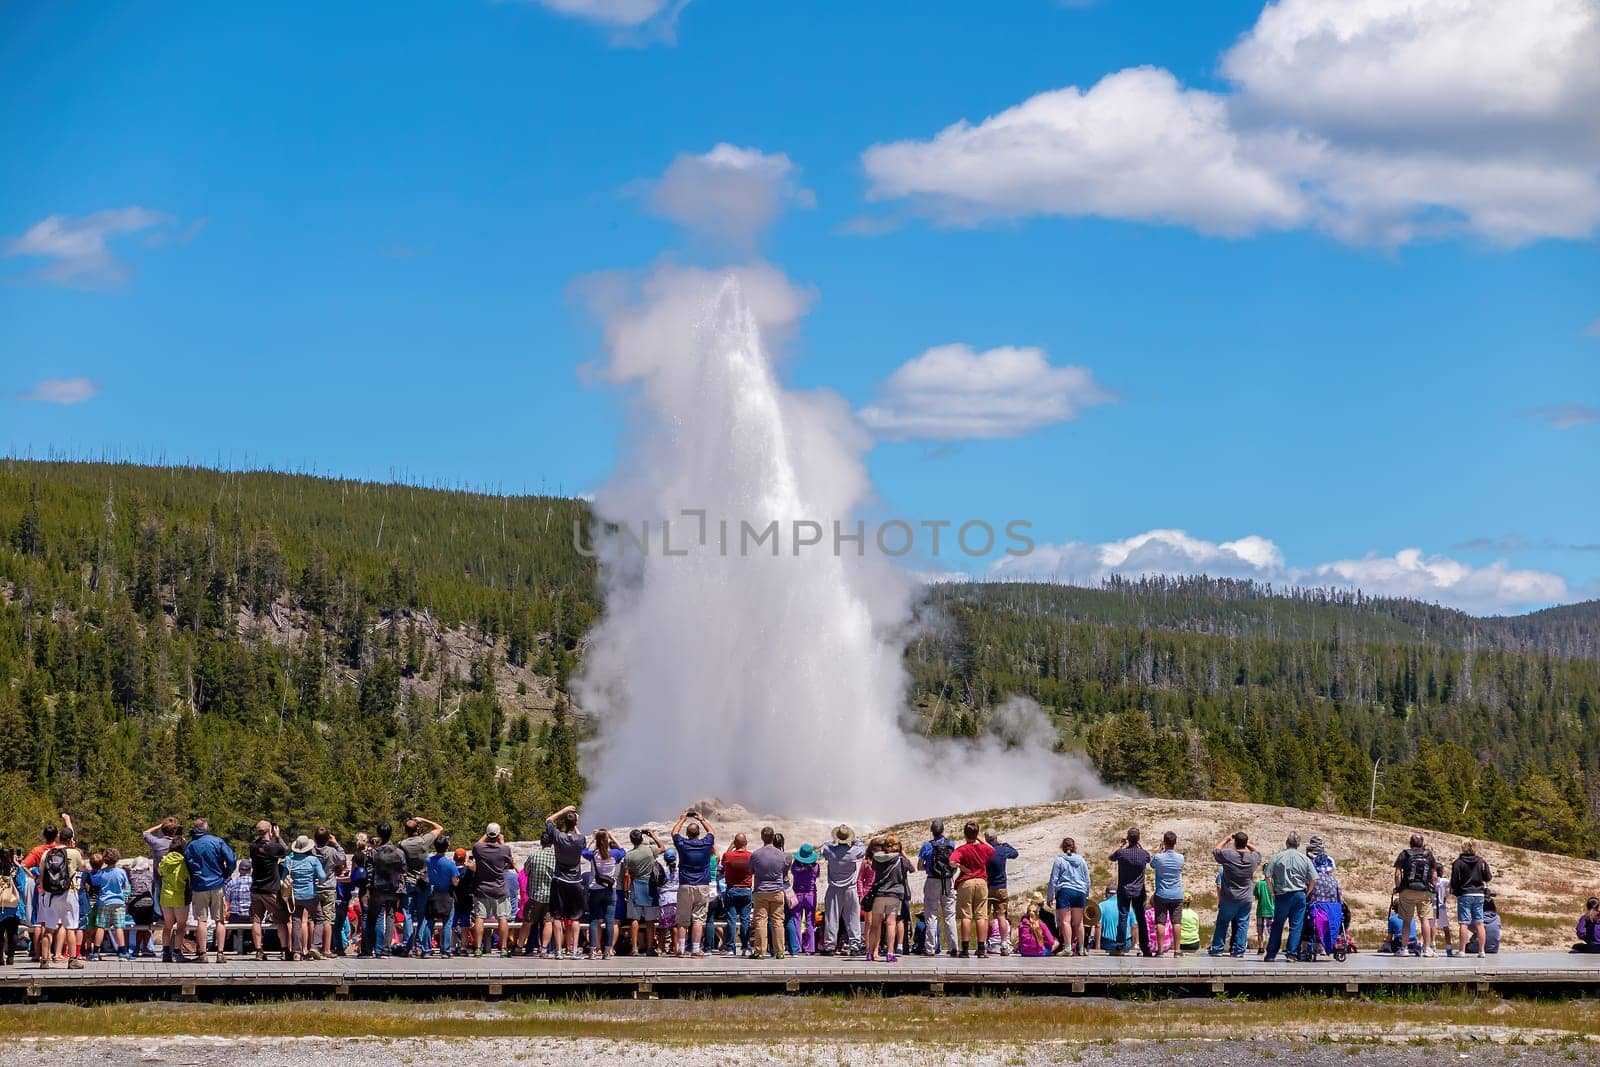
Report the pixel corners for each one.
[858,343,1114,440]
[646,144,813,246]
[4,207,176,287]
[993,528,1572,613]
[1311,549,1570,613]
[863,67,1308,236]
[862,0,1600,245]
[530,0,688,43]
[18,377,100,405]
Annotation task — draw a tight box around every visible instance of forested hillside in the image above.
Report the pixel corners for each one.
[908,580,1600,854]
[3,460,1598,858]
[0,460,593,854]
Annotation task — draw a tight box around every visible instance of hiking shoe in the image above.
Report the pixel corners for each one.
[68,957,84,970]
[255,950,267,962]
[215,952,228,964]
[958,948,970,959]
[885,953,898,963]
[975,945,988,959]
[1477,951,1486,959]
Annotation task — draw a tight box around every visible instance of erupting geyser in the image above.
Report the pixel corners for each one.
[576,265,1102,824]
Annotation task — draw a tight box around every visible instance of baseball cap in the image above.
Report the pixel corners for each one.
[486,822,502,839]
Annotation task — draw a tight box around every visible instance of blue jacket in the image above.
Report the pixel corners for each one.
[185,833,237,891]
[1049,852,1090,897]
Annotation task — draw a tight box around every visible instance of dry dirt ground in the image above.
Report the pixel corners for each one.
[520,797,1598,950]
[5,1035,1600,1067]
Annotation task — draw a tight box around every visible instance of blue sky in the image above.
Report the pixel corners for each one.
[2,0,1597,613]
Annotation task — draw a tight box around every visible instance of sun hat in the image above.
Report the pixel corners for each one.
[1307,834,1325,855]
[833,824,853,843]
[795,843,818,864]
[292,835,314,854]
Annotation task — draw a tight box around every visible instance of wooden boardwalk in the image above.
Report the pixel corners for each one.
[2,950,1597,1001]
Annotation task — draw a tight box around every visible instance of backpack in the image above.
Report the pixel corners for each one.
[41,847,71,895]
[370,843,407,894]
[127,867,155,909]
[926,839,955,880]
[1402,849,1434,891]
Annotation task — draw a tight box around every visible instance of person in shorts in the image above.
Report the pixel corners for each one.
[545,805,589,959]
[1449,841,1492,959]
[520,840,554,956]
[312,827,346,959]
[183,818,237,964]
[622,827,665,956]
[983,830,1018,955]
[950,821,995,958]
[469,822,514,958]
[247,822,290,961]
[1393,834,1438,957]
[93,848,130,961]
[34,826,86,969]
[670,810,716,957]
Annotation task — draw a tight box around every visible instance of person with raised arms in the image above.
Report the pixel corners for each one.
[545,804,588,960]
[670,809,715,958]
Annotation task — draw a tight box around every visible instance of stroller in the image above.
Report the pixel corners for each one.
[1292,902,1355,962]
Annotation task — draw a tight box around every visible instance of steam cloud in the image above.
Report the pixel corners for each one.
[575,262,1107,824]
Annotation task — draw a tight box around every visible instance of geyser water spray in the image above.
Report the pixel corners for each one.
[576,264,1103,824]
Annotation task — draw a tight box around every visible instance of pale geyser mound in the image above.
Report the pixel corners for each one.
[574,265,1106,825]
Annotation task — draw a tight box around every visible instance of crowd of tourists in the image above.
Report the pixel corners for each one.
[1,808,1595,968]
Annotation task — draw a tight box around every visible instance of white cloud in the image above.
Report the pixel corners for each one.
[862,67,1309,236]
[858,343,1113,440]
[18,377,100,405]
[996,529,1292,585]
[1312,549,1570,614]
[530,0,688,42]
[645,144,813,246]
[1521,403,1598,429]
[5,207,175,287]
[992,527,1572,613]
[862,0,1600,246]
[1221,0,1600,154]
